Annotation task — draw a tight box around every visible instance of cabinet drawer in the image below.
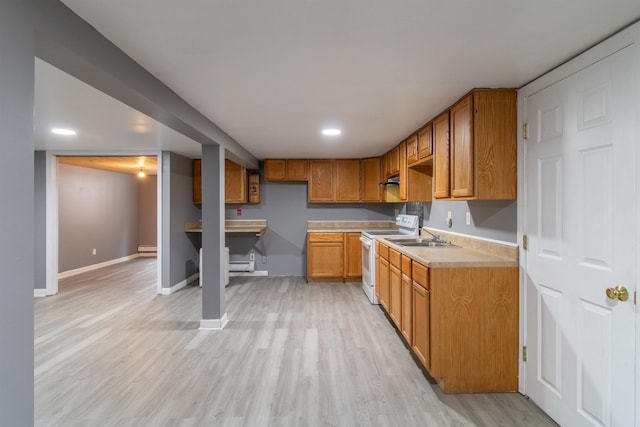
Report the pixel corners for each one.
[412,261,429,289]
[401,254,412,275]
[389,248,401,268]
[308,232,344,243]
[378,243,389,260]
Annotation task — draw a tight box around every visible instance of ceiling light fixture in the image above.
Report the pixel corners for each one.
[51,128,77,136]
[322,128,341,136]
[138,168,145,178]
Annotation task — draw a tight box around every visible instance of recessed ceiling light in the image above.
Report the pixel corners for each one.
[322,128,341,136]
[51,128,77,136]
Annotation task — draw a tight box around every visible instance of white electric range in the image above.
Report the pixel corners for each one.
[359,214,419,304]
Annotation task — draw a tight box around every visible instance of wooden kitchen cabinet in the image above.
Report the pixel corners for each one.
[412,261,430,372]
[398,141,408,201]
[400,255,413,345]
[335,159,361,201]
[344,232,363,278]
[264,159,308,181]
[436,88,517,200]
[429,266,518,393]
[308,160,335,202]
[433,111,450,199]
[225,159,248,203]
[387,145,400,178]
[388,248,402,328]
[307,232,344,280]
[361,157,383,202]
[417,122,433,162]
[376,243,390,311]
[193,158,255,204]
[307,232,361,282]
[407,133,418,165]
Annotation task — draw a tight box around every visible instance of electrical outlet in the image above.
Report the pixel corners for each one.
[249,253,255,261]
[466,212,471,225]
[92,248,96,255]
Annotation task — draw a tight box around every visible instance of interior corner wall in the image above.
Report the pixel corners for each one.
[224,173,398,276]
[0,0,35,424]
[137,174,157,246]
[161,152,201,290]
[58,163,139,272]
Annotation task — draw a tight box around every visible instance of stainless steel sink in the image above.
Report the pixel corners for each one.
[386,237,459,248]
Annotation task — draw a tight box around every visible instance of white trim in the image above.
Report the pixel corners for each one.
[34,289,47,298]
[45,153,59,295]
[199,313,229,330]
[58,254,139,279]
[138,253,157,258]
[161,273,199,295]
[137,245,157,252]
[156,152,163,295]
[422,227,519,247]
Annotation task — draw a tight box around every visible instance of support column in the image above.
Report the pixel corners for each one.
[200,144,227,329]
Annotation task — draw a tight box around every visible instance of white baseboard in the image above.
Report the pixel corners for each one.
[138,253,158,258]
[34,289,47,298]
[161,273,199,295]
[229,270,268,277]
[58,254,139,279]
[199,313,229,330]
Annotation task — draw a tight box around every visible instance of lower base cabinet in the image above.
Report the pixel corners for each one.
[306,232,362,282]
[382,253,518,394]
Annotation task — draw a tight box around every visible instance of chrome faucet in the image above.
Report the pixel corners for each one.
[422,228,445,242]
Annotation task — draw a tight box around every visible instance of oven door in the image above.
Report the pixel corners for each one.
[359,235,378,304]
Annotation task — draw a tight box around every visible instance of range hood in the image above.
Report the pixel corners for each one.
[379,176,400,186]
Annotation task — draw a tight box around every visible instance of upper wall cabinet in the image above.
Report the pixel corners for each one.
[433,111,451,199]
[193,158,257,204]
[264,159,308,181]
[434,88,517,200]
[308,159,361,202]
[416,122,433,163]
[361,157,383,202]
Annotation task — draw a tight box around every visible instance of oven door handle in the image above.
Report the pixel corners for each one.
[359,236,372,248]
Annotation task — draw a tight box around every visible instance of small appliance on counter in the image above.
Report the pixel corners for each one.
[359,214,419,304]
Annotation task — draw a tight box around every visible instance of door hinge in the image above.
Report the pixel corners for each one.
[522,235,528,250]
[522,346,527,362]
[523,123,529,139]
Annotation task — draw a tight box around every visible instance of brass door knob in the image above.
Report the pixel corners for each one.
[606,285,629,302]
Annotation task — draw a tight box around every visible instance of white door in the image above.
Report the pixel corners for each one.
[524,45,637,426]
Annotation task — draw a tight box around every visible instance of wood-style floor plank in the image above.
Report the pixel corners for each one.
[35,259,557,426]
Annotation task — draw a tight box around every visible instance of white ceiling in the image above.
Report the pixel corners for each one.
[40,1,640,160]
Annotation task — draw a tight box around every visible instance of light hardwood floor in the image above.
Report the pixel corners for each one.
[35,258,557,426]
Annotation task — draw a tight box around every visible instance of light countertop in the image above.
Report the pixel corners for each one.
[307,220,397,233]
[184,219,267,236]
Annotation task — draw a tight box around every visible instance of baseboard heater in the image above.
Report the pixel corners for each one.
[228,260,255,273]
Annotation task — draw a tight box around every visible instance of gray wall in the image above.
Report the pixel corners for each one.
[58,164,139,272]
[35,151,47,290]
[138,174,157,246]
[1,0,34,424]
[162,152,201,289]
[422,200,517,243]
[225,176,398,276]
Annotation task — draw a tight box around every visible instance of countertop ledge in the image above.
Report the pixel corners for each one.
[307,220,397,232]
[378,228,518,268]
[185,220,268,236]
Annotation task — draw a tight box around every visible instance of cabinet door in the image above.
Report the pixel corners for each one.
[344,232,362,278]
[417,122,433,160]
[450,94,474,198]
[192,159,202,204]
[412,280,430,371]
[335,159,360,201]
[377,257,390,312]
[264,159,286,181]
[433,111,450,199]
[389,263,402,329]
[388,145,400,177]
[308,160,335,202]
[286,159,308,181]
[407,134,418,165]
[398,141,408,201]
[401,255,412,345]
[225,159,247,203]
[361,157,382,201]
[307,232,344,279]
